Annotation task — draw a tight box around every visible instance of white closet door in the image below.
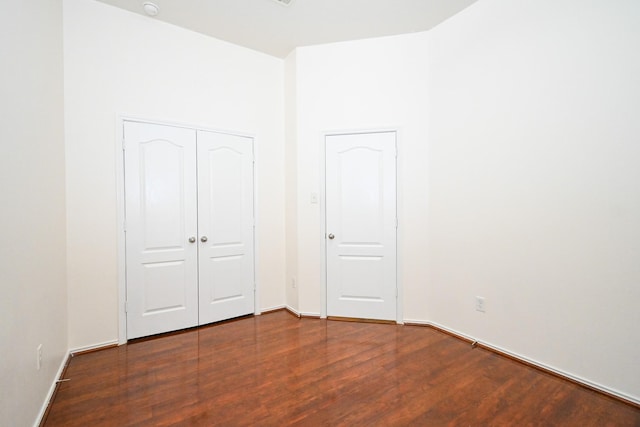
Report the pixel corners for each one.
[197,130,255,325]
[124,122,199,339]
[325,131,397,321]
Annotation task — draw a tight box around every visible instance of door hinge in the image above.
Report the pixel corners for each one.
[124,301,128,313]
[395,218,398,229]
[123,221,126,232]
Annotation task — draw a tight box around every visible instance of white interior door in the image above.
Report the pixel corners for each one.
[197,130,255,324]
[124,122,199,339]
[326,131,397,321]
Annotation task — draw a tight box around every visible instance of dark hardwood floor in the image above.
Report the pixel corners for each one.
[43,310,640,426]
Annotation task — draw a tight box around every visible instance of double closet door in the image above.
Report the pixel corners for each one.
[124,121,255,340]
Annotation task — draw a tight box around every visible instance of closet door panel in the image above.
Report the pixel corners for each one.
[197,130,255,324]
[124,122,199,339]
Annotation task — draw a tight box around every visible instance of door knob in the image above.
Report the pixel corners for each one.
[200,236,208,243]
[188,236,196,243]
[328,233,335,240]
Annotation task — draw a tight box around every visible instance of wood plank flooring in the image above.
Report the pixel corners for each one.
[43,310,640,426]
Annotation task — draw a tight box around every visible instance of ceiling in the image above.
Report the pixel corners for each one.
[95,0,478,58]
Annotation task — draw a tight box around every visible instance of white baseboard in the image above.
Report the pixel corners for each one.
[300,311,322,318]
[34,350,70,427]
[403,318,431,327]
[259,304,286,314]
[406,319,640,407]
[284,305,301,317]
[278,305,321,319]
[262,305,321,319]
[69,339,119,356]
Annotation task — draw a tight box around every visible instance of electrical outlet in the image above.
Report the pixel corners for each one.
[37,344,43,370]
[475,296,486,313]
[291,277,297,288]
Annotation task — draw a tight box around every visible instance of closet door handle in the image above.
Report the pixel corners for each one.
[200,236,208,243]
[188,236,196,243]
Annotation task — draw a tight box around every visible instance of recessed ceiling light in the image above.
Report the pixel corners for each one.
[142,2,159,17]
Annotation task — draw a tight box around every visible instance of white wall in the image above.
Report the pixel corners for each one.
[426,0,640,402]
[63,0,286,349]
[284,51,299,311]
[293,34,431,318]
[291,0,639,403]
[0,1,68,425]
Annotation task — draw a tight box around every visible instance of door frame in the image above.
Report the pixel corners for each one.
[320,127,403,324]
[115,115,259,344]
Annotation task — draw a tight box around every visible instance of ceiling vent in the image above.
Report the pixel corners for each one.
[270,0,294,6]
